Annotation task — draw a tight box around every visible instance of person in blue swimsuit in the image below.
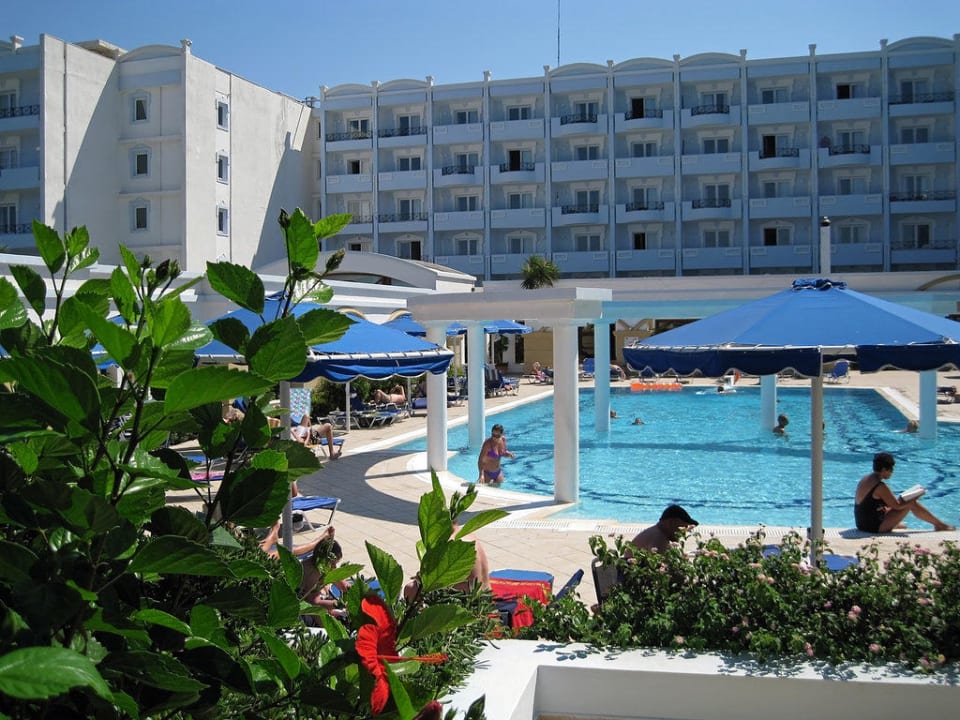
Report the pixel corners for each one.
[854,452,954,533]
[477,423,515,484]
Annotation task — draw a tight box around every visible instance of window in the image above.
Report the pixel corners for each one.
[700,91,728,108]
[836,130,865,150]
[703,229,732,248]
[455,151,479,169]
[0,204,17,232]
[703,183,730,202]
[397,238,423,260]
[455,109,479,124]
[575,189,600,211]
[348,117,370,134]
[902,222,931,249]
[631,186,658,207]
[456,195,479,211]
[507,149,532,170]
[0,91,17,114]
[835,83,856,100]
[217,154,229,182]
[837,175,866,195]
[217,207,229,235]
[763,179,791,198]
[761,134,790,158]
[348,159,364,175]
[0,145,17,169]
[633,231,647,250]
[397,156,422,171]
[130,148,151,177]
[837,224,865,244]
[132,203,148,231]
[398,198,422,219]
[507,105,531,120]
[575,144,600,161]
[346,199,370,221]
[574,101,599,118]
[398,114,421,133]
[508,192,533,209]
[902,174,929,195]
[900,126,929,144]
[132,95,148,122]
[348,240,371,252]
[703,137,730,154]
[899,79,929,103]
[507,234,536,254]
[631,141,657,158]
[454,235,480,255]
[760,87,788,104]
[629,96,656,118]
[217,101,229,129]
[574,233,602,251]
[763,226,791,246]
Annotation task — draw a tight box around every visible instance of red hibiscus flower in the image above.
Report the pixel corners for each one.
[356,595,447,715]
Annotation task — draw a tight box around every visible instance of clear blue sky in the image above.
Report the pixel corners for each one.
[7,1,960,99]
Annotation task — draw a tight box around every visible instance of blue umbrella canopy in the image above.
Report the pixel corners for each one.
[447,319,532,336]
[623,278,960,378]
[382,313,462,338]
[196,300,453,382]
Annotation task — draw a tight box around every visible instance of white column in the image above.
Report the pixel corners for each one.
[279,380,293,551]
[809,376,824,564]
[593,321,611,432]
[760,375,778,433]
[553,323,580,503]
[466,322,486,449]
[919,370,938,440]
[819,216,831,275]
[425,326,449,472]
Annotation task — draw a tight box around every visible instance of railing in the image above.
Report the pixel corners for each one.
[560,204,599,214]
[888,92,955,105]
[344,215,373,224]
[890,238,957,251]
[625,201,665,212]
[0,105,40,119]
[690,104,730,116]
[691,198,732,209]
[758,147,800,159]
[441,165,476,175]
[624,108,663,120]
[0,223,32,234]
[325,130,372,141]
[889,191,957,202]
[377,126,427,138]
[828,144,871,155]
[498,161,535,172]
[559,113,598,125]
[377,212,429,222]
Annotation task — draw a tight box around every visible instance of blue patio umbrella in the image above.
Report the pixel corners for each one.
[382,313,463,338]
[622,278,960,559]
[447,319,532,336]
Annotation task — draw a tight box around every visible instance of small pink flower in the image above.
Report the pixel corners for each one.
[918,597,932,606]
[804,642,814,657]
[823,601,833,609]
[869,643,881,653]
[731,626,740,635]
[674,635,685,646]
[920,657,932,670]
[765,575,775,585]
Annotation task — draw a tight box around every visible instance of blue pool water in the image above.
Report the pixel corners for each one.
[394,386,960,528]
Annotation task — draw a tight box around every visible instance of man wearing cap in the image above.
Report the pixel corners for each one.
[627,504,699,555]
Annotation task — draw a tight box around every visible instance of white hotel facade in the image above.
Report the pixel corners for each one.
[1,32,959,294]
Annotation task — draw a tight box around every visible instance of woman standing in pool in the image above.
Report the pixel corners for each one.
[477,423,515,484]
[854,452,955,533]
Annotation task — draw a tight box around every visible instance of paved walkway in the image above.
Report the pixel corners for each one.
[286,369,960,605]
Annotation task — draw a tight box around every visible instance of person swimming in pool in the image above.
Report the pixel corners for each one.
[477,423,515,484]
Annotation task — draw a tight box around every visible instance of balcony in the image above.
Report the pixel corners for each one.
[890,238,957,268]
[680,152,741,175]
[682,198,742,221]
[747,148,810,171]
[818,194,883,215]
[323,129,373,152]
[830,242,883,269]
[0,104,40,131]
[433,254,485,277]
[681,246,744,271]
[748,196,811,219]
[550,113,607,138]
[615,248,676,273]
[817,145,881,169]
[489,118,545,141]
[551,159,608,183]
[0,223,35,252]
[433,165,484,188]
[888,92,955,118]
[378,169,426,191]
[377,212,428,233]
[325,173,372,194]
[614,108,673,132]
[888,142,955,166]
[749,244,814,270]
[432,123,483,145]
[614,156,675,178]
[0,165,40,191]
[489,253,528,276]
[746,102,810,125]
[341,216,373,234]
[815,97,881,121]
[615,201,673,223]
[433,210,484,231]
[680,105,741,128]
[889,191,957,214]
[376,125,427,148]
[490,161,545,184]
[490,207,546,229]
[551,250,610,275]
[551,204,609,226]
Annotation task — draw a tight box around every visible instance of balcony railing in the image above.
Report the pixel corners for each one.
[498,161,535,172]
[325,130,372,141]
[0,223,32,234]
[828,144,871,155]
[344,214,373,224]
[624,108,663,120]
[758,147,801,159]
[0,105,40,119]
[690,104,730,116]
[625,201,665,211]
[691,198,732,209]
[889,191,957,202]
[560,204,600,214]
[559,113,598,125]
[888,92,955,105]
[377,212,429,222]
[441,165,476,175]
[377,126,427,138]
[890,237,956,251]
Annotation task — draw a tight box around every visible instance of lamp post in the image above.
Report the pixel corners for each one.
[819,216,831,275]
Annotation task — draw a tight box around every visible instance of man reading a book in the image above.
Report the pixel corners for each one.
[854,452,955,533]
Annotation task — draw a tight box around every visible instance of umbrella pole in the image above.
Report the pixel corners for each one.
[810,375,824,565]
[279,380,294,552]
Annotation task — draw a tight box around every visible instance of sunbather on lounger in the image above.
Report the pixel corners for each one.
[374,384,406,405]
[291,414,341,459]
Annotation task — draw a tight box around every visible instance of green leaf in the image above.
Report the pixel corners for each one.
[179,645,252,693]
[0,646,112,701]
[64,225,90,258]
[418,487,452,551]
[206,262,265,314]
[296,307,354,346]
[128,536,234,577]
[133,609,193,636]
[247,315,308,381]
[110,266,140,322]
[167,322,213,351]
[118,245,141,282]
[258,629,304,680]
[208,316,250,356]
[284,208,319,272]
[456,509,509,539]
[0,540,37,584]
[32,221,66,274]
[314,213,351,240]
[218,465,290,527]
[0,356,100,429]
[68,244,99,274]
[148,297,192,347]
[266,578,301,627]
[300,284,334,305]
[205,586,266,623]
[419,540,476,594]
[365,541,405,605]
[0,278,28,330]
[101,650,206,693]
[397,604,476,645]
[384,662,416,720]
[164,366,274,414]
[9,265,46,317]
[276,546,305,592]
[189,605,228,647]
[80,304,139,369]
[151,347,200,388]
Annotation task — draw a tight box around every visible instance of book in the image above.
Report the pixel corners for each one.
[898,485,926,503]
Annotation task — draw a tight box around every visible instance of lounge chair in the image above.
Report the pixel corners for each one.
[937,385,958,404]
[824,360,850,383]
[591,558,620,610]
[291,495,340,532]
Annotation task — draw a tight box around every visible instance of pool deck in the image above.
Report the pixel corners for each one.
[180,369,960,605]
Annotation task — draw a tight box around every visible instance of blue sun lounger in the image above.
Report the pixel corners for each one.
[292,495,340,531]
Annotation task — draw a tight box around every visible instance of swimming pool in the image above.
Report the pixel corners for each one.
[395,386,960,528]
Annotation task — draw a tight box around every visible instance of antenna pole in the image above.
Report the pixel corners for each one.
[557,0,561,66]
